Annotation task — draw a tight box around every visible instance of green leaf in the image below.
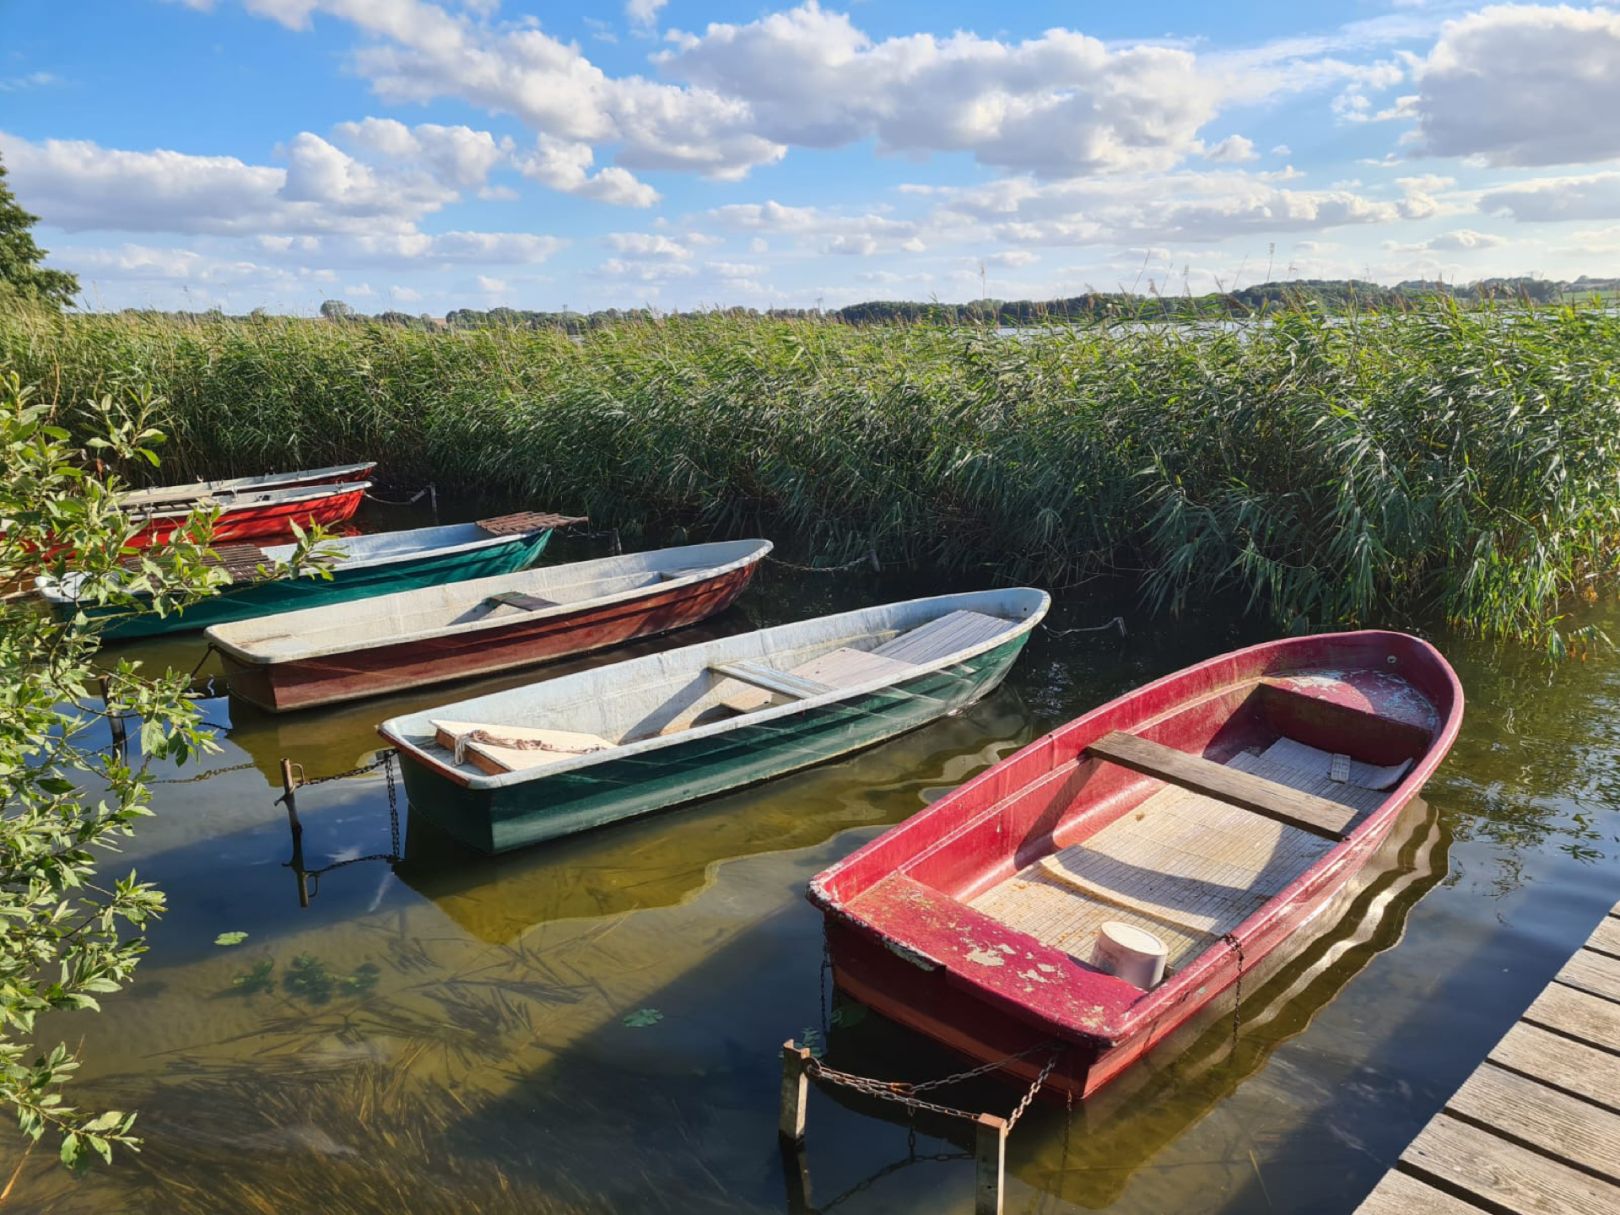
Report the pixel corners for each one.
[621,1008,664,1029]
[213,931,248,947]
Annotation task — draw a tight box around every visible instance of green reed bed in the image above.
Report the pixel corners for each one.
[3,302,1618,652]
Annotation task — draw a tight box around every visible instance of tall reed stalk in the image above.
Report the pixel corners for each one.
[4,301,1617,652]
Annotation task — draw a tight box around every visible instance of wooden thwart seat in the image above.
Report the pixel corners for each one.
[485,590,556,611]
[1085,730,1356,841]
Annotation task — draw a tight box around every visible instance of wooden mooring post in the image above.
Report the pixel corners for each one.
[775,1038,1009,1215]
[279,759,310,908]
[974,1114,1008,1215]
[99,675,126,757]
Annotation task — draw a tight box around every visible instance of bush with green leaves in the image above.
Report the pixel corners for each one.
[0,369,331,1169]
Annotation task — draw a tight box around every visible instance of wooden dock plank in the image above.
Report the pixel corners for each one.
[1356,901,1620,1215]
[1555,948,1620,1004]
[1404,1113,1620,1215]
[1588,915,1620,958]
[1356,1169,1484,1215]
[1522,979,1620,1049]
[1447,1062,1620,1183]
[1489,1022,1620,1115]
[1085,730,1354,840]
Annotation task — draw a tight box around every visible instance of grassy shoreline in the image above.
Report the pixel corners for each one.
[5,302,1618,652]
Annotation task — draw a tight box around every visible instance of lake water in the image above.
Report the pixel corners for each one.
[11,502,1620,1213]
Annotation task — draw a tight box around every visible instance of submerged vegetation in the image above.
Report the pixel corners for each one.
[4,301,1619,652]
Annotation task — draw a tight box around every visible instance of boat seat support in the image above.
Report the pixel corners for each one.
[1085,731,1354,841]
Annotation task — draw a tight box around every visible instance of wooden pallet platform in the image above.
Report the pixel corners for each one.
[1356,899,1620,1215]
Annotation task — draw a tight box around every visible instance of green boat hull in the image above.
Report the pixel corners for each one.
[86,531,552,640]
[397,633,1030,854]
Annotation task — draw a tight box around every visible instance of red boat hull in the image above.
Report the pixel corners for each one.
[127,485,367,548]
[810,630,1464,1101]
[221,561,759,712]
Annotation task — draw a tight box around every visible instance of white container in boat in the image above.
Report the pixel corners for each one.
[1091,921,1168,989]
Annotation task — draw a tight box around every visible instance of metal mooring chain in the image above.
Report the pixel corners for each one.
[804,1040,1060,1125]
[275,748,398,803]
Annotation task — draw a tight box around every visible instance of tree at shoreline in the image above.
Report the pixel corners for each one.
[0,154,78,309]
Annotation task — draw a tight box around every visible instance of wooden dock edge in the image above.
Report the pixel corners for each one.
[1355,899,1620,1215]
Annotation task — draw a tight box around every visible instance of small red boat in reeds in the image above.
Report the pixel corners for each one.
[124,480,370,547]
[810,630,1463,1101]
[116,462,376,511]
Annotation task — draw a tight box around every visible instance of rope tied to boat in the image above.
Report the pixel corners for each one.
[363,483,436,508]
[451,730,608,767]
[766,548,881,575]
[801,1039,1061,1129]
[1043,615,1127,638]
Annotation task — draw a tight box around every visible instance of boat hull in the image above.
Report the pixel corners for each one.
[89,530,553,641]
[128,485,367,547]
[397,633,1031,854]
[809,629,1463,1103]
[223,559,761,713]
[824,784,1411,1101]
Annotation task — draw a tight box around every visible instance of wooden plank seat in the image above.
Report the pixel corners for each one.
[484,590,557,611]
[432,719,612,776]
[971,736,1390,972]
[1086,731,1358,841]
[711,647,918,713]
[710,661,833,708]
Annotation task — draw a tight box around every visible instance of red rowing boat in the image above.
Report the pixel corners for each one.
[125,481,370,547]
[809,630,1463,1101]
[116,462,376,510]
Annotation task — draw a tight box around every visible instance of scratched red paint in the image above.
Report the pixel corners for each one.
[809,629,1464,1101]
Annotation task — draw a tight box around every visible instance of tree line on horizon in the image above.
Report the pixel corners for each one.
[111,273,1617,331]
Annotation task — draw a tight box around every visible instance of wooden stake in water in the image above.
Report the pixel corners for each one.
[99,675,126,758]
[975,1113,1008,1215]
[778,1041,811,1142]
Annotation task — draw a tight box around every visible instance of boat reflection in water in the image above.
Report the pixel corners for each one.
[801,794,1448,1212]
[390,693,1034,944]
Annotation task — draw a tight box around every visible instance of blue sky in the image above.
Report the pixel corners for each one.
[3,0,1619,314]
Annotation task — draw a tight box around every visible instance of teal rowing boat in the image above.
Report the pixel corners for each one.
[379,588,1050,853]
[36,514,571,640]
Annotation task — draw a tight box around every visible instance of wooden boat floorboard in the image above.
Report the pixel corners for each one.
[970,741,1387,969]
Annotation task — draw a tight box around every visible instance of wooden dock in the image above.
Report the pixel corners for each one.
[1356,899,1620,1215]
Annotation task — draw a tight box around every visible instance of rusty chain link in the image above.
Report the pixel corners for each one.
[803,1039,1061,1127]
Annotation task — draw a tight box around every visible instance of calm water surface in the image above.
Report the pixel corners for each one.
[11,505,1620,1213]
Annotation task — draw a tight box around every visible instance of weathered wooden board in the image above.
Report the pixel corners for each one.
[476,511,587,536]
[1555,947,1620,1004]
[1356,1170,1489,1215]
[1446,1062,1620,1183]
[1589,913,1620,958]
[1404,1113,1620,1215]
[1489,1021,1620,1115]
[1523,977,1620,1048]
[1085,730,1355,840]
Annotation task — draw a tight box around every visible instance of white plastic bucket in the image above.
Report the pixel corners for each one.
[1091,921,1168,989]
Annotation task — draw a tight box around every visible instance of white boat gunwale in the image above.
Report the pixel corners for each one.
[116,462,378,507]
[378,588,1051,791]
[124,479,373,522]
[33,520,554,607]
[205,538,774,666]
